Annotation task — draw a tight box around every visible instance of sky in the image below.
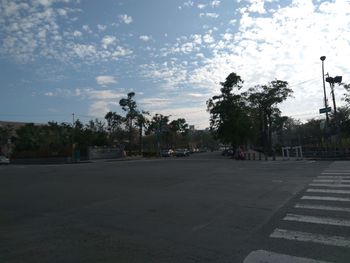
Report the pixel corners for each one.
[0,0,350,129]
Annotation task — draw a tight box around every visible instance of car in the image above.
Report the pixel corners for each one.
[0,155,10,165]
[161,149,173,157]
[221,148,234,156]
[175,148,190,157]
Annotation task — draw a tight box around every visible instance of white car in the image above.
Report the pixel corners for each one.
[0,155,10,165]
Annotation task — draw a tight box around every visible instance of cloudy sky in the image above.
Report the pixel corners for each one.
[1,0,349,129]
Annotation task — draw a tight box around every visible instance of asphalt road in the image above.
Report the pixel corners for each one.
[0,152,341,262]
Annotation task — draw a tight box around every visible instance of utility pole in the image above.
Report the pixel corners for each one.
[320,56,329,124]
[72,113,75,126]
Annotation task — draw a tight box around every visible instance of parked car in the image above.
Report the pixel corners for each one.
[161,149,173,157]
[175,148,190,157]
[0,155,10,165]
[221,148,234,156]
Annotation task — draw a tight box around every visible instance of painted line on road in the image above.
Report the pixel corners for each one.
[322,172,350,175]
[295,203,350,213]
[306,188,350,194]
[283,213,350,227]
[243,249,330,263]
[313,179,350,183]
[270,228,350,248]
[309,183,350,188]
[318,175,350,179]
[301,196,350,202]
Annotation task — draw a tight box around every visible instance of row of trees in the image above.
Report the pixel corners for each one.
[0,92,217,158]
[207,72,350,154]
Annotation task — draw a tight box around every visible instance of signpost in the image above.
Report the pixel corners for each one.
[319,107,331,114]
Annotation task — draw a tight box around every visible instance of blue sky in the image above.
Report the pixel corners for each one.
[1,0,350,129]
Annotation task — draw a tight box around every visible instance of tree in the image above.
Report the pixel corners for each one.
[169,118,189,148]
[207,72,252,148]
[342,83,350,104]
[119,92,138,146]
[135,111,149,154]
[0,124,13,155]
[146,114,170,153]
[105,111,125,144]
[247,80,293,154]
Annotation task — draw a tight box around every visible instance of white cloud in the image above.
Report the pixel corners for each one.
[82,24,92,33]
[96,75,117,86]
[229,19,237,25]
[88,101,118,118]
[211,0,221,8]
[36,0,54,7]
[97,24,106,31]
[73,30,82,37]
[197,4,207,9]
[87,89,123,100]
[101,35,117,49]
[44,92,54,96]
[203,34,214,43]
[139,35,152,42]
[191,34,202,45]
[199,12,219,18]
[139,98,171,106]
[111,46,133,58]
[119,14,133,24]
[73,44,97,58]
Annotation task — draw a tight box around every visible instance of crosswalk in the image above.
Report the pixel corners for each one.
[243,161,350,263]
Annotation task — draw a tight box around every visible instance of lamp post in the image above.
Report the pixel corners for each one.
[320,56,329,124]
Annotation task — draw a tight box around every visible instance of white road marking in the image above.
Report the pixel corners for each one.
[270,228,350,248]
[307,188,350,194]
[313,179,350,183]
[284,213,350,227]
[322,172,350,175]
[318,175,350,179]
[301,195,350,202]
[243,249,330,263]
[295,203,350,213]
[309,183,350,188]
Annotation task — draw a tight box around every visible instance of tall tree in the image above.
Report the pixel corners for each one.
[169,118,189,148]
[119,92,138,146]
[207,72,252,148]
[247,80,292,153]
[135,111,149,154]
[105,111,125,144]
[146,114,170,153]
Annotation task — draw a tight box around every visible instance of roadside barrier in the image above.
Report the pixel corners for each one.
[282,146,303,160]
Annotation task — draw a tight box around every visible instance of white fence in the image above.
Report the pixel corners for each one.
[282,146,303,160]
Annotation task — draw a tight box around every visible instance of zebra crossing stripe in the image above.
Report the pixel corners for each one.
[295,203,350,213]
[318,175,350,179]
[283,213,350,227]
[243,249,331,263]
[313,179,350,183]
[301,196,350,202]
[309,183,350,188]
[270,228,350,248]
[306,188,350,194]
[322,172,350,175]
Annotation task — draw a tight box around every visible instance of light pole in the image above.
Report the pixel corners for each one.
[320,56,329,124]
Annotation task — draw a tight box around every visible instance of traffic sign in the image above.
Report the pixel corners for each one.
[319,107,331,114]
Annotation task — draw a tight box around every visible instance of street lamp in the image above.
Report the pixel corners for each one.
[320,56,329,124]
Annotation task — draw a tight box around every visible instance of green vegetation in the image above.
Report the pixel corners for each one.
[208,72,350,154]
[5,93,215,158]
